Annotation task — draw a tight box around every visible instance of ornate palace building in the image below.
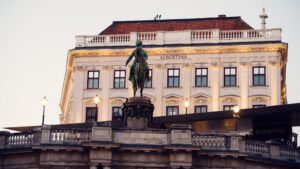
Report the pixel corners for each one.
[59,10,287,124]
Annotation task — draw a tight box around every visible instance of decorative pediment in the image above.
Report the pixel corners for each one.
[220,95,240,104]
[249,95,270,103]
[143,94,156,102]
[109,97,126,105]
[163,93,183,103]
[191,93,211,104]
[83,97,103,106]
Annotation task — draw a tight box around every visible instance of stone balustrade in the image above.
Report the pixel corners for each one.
[75,28,281,47]
[0,125,299,163]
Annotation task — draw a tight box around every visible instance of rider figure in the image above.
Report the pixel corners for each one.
[125,40,150,83]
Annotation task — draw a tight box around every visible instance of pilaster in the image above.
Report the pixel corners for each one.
[72,66,86,123]
[210,61,220,111]
[239,62,250,109]
[101,66,112,121]
[182,63,192,114]
[154,64,165,116]
[268,58,280,105]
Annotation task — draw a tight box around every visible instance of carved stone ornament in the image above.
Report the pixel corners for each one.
[73,65,86,72]
[255,97,266,103]
[268,56,279,66]
[102,65,112,71]
[222,97,237,104]
[154,64,165,70]
[210,61,221,67]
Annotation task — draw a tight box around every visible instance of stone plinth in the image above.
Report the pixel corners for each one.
[122,97,154,129]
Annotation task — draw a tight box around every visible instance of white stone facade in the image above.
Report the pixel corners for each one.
[60,28,287,124]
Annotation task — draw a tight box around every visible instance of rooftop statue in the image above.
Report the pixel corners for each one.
[125,40,150,97]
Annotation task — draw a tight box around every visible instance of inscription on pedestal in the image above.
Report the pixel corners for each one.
[113,132,167,145]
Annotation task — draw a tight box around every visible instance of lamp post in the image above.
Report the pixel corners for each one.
[93,94,100,123]
[233,106,240,131]
[184,98,189,124]
[41,96,48,126]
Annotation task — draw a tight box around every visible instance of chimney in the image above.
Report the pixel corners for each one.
[218,14,226,18]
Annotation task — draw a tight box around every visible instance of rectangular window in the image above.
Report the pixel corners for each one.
[224,67,236,86]
[114,70,126,88]
[253,67,265,86]
[87,71,99,89]
[195,106,207,113]
[167,69,180,87]
[166,106,179,116]
[86,107,97,123]
[253,105,266,108]
[223,105,235,111]
[144,69,152,88]
[195,68,208,87]
[112,107,122,120]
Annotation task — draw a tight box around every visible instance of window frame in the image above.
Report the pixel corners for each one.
[166,106,179,116]
[224,67,237,86]
[167,68,180,88]
[86,107,98,123]
[112,107,122,120]
[87,70,99,89]
[223,105,235,111]
[144,69,152,88]
[253,105,266,108]
[195,68,208,87]
[195,105,207,113]
[253,66,266,86]
[113,70,126,88]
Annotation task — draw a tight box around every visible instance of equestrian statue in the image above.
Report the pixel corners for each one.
[125,40,150,97]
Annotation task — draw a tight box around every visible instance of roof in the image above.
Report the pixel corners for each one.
[99,16,253,35]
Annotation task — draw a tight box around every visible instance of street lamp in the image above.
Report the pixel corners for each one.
[233,106,240,131]
[93,94,100,123]
[41,96,48,126]
[185,98,189,124]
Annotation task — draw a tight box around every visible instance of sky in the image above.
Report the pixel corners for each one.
[0,0,299,139]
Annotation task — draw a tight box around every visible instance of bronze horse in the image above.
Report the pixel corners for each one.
[125,40,150,97]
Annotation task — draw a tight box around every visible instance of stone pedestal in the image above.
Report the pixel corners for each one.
[122,97,154,129]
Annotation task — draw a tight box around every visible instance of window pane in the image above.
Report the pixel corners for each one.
[224,106,229,111]
[89,72,94,78]
[115,79,119,88]
[202,77,207,87]
[231,68,236,75]
[259,75,265,85]
[225,68,230,75]
[168,77,173,87]
[120,78,125,88]
[202,69,207,75]
[167,107,172,115]
[201,106,207,113]
[254,76,259,86]
[196,77,201,87]
[174,107,178,115]
[115,71,120,77]
[88,79,93,88]
[168,69,173,76]
[120,71,125,77]
[225,76,230,86]
[260,67,265,74]
[94,72,99,78]
[195,107,200,113]
[231,76,236,86]
[196,69,201,75]
[254,68,259,74]
[93,79,98,88]
[174,77,179,87]
[174,69,179,76]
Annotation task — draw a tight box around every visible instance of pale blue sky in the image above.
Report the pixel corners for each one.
[0,0,299,137]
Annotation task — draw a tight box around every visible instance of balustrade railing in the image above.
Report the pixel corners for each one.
[192,134,226,150]
[49,128,91,144]
[76,28,281,47]
[245,140,269,155]
[6,132,34,148]
[280,146,300,159]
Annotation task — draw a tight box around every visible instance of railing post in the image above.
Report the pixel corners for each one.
[91,126,112,142]
[0,131,9,149]
[230,135,240,151]
[41,125,51,144]
[170,124,192,145]
[156,31,164,45]
[130,32,137,45]
[212,29,220,43]
[75,35,85,47]
[239,138,246,153]
[269,144,280,159]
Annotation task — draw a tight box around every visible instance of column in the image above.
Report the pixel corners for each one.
[239,62,249,109]
[210,62,220,111]
[154,64,165,116]
[269,62,281,105]
[182,64,192,114]
[72,66,86,123]
[101,66,111,121]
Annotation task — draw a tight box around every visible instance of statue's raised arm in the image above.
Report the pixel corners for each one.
[126,40,149,97]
